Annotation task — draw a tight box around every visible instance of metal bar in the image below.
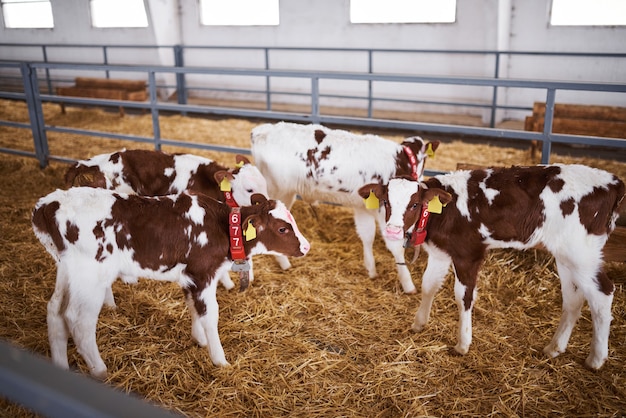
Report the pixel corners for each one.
[20,63,48,168]
[0,341,181,418]
[265,47,271,111]
[174,45,187,105]
[103,46,109,79]
[42,45,52,94]
[541,89,557,164]
[311,77,320,124]
[148,71,161,150]
[367,49,373,118]
[490,52,500,128]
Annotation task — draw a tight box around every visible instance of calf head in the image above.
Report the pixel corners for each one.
[214,155,269,206]
[400,137,440,181]
[358,178,452,241]
[244,194,310,257]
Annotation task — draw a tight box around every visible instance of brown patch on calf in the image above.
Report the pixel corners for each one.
[32,200,65,252]
[578,186,620,235]
[560,198,575,217]
[314,129,326,144]
[595,270,615,295]
[64,220,79,243]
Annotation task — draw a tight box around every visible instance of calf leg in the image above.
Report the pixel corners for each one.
[63,272,108,380]
[379,212,416,293]
[47,264,71,371]
[449,255,482,355]
[184,289,208,347]
[543,260,585,359]
[353,208,377,278]
[189,276,229,366]
[103,286,116,308]
[585,273,613,370]
[412,245,452,331]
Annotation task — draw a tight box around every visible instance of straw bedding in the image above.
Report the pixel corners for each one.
[1,99,625,417]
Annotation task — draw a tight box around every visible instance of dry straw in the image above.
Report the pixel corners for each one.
[0,99,625,417]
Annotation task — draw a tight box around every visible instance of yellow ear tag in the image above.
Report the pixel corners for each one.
[364,191,380,210]
[220,177,232,192]
[427,195,443,214]
[236,161,245,168]
[244,221,256,241]
[426,143,435,159]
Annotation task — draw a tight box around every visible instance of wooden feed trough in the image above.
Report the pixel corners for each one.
[524,102,626,160]
[56,77,148,116]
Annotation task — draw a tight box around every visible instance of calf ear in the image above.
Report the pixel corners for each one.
[250,193,268,205]
[427,140,440,153]
[244,214,265,234]
[423,188,452,206]
[214,170,234,184]
[357,183,383,200]
[235,155,251,166]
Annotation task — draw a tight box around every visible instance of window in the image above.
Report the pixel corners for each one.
[350,0,456,24]
[199,0,279,26]
[1,0,53,28]
[90,0,148,28]
[551,0,626,26]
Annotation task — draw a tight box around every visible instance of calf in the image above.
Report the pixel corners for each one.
[251,121,439,293]
[359,164,624,369]
[65,149,269,295]
[32,188,310,379]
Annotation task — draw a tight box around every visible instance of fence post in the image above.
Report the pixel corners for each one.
[311,77,320,124]
[41,45,52,94]
[265,48,271,111]
[367,50,373,118]
[541,88,556,164]
[174,45,187,106]
[489,52,500,128]
[21,63,49,168]
[149,71,162,151]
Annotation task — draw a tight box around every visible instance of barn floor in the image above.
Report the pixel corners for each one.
[1,99,625,417]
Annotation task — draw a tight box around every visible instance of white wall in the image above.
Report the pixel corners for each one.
[1,0,624,121]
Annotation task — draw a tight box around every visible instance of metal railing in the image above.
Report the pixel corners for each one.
[1,60,625,171]
[2,43,625,128]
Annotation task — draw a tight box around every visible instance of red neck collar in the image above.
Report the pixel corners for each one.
[228,207,246,261]
[223,190,238,208]
[402,146,419,180]
[407,203,430,246]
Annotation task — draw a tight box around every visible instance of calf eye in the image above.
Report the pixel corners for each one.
[247,189,254,193]
[411,203,419,210]
[278,227,289,234]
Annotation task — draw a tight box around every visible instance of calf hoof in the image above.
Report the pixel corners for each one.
[411,321,425,332]
[453,343,470,356]
[402,286,417,295]
[219,276,235,291]
[543,343,564,359]
[91,367,108,381]
[585,353,606,370]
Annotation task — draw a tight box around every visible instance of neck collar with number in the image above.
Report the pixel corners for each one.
[406,203,430,247]
[402,145,421,181]
[223,190,238,208]
[228,207,246,261]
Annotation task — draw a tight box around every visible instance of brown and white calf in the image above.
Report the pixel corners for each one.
[65,149,269,295]
[251,121,439,293]
[359,164,624,369]
[32,188,310,379]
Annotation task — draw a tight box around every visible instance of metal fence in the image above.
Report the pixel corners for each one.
[1,60,625,172]
[2,44,626,126]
